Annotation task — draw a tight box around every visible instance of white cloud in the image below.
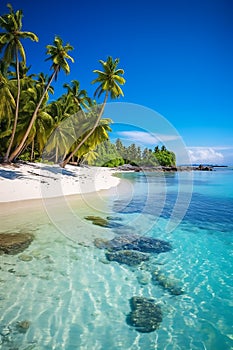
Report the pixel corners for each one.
[188,147,224,164]
[117,131,180,145]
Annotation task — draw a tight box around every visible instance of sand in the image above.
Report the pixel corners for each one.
[0,162,121,203]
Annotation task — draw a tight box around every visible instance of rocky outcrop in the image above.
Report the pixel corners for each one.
[94,234,172,254]
[126,296,163,333]
[115,164,219,172]
[195,164,213,171]
[0,233,34,255]
[105,250,150,266]
[116,165,178,172]
[116,164,142,172]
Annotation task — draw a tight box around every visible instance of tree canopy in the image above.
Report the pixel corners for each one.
[0,4,177,169]
[92,139,176,168]
[0,4,125,167]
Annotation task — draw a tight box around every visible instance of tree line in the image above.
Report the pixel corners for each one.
[0,4,125,167]
[91,139,176,167]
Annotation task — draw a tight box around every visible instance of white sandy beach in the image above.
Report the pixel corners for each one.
[0,162,121,203]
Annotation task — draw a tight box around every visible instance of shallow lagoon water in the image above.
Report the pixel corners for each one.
[0,169,233,349]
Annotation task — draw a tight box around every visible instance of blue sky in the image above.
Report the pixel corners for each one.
[1,0,232,164]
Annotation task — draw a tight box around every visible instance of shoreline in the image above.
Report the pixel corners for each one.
[1,161,229,205]
[115,164,228,172]
[0,162,121,204]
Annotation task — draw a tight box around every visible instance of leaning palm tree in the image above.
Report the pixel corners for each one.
[71,117,112,162]
[9,35,74,161]
[60,56,125,168]
[16,80,54,160]
[0,3,38,162]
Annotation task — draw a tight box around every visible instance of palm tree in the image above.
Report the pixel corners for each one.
[0,62,16,157]
[69,118,112,165]
[60,56,125,168]
[0,3,38,162]
[63,80,92,113]
[9,61,35,82]
[81,149,98,165]
[9,35,74,162]
[44,99,76,163]
[0,60,15,129]
[35,72,54,97]
[15,80,54,160]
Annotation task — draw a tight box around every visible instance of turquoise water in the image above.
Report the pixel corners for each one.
[0,168,233,349]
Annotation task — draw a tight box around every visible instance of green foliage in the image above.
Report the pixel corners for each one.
[0,4,177,170]
[92,139,176,168]
[0,3,117,165]
[140,148,158,166]
[103,157,125,167]
[59,55,125,168]
[93,139,119,166]
[92,56,125,99]
[0,3,39,161]
[153,146,176,166]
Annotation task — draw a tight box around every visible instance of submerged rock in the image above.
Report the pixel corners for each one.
[136,271,151,285]
[94,238,111,249]
[94,234,172,254]
[152,270,184,296]
[0,325,11,336]
[8,268,15,273]
[126,296,162,333]
[85,216,109,227]
[106,216,123,221]
[18,254,33,262]
[84,215,126,229]
[16,320,30,333]
[106,250,150,266]
[0,233,34,255]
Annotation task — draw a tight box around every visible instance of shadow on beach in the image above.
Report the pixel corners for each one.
[41,165,78,177]
[0,169,24,180]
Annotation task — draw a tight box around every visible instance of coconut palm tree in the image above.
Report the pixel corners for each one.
[81,149,98,165]
[0,3,38,162]
[60,56,125,168]
[9,61,35,82]
[63,80,92,113]
[69,118,112,165]
[44,98,77,163]
[35,72,54,97]
[15,80,54,160]
[9,35,74,162]
[0,60,15,129]
[0,62,16,157]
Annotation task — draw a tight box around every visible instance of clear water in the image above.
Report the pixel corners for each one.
[0,168,233,350]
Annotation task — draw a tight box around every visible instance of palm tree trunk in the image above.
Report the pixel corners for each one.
[3,49,20,163]
[30,139,34,162]
[62,152,67,162]
[9,69,58,162]
[55,144,58,164]
[60,91,108,168]
[76,100,88,120]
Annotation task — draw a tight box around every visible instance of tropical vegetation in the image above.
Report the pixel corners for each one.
[0,4,125,167]
[93,139,176,167]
